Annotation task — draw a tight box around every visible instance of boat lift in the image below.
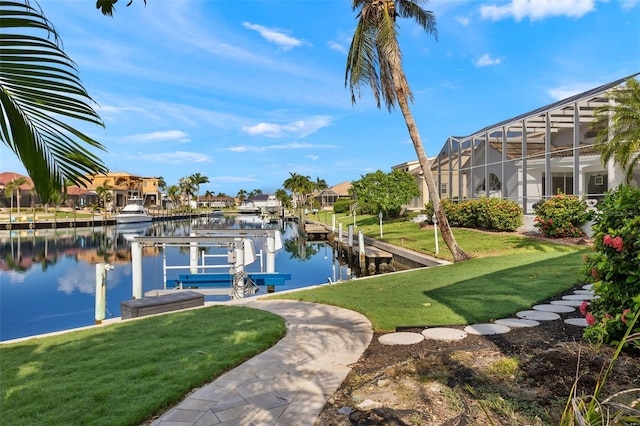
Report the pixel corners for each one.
[130,229,284,300]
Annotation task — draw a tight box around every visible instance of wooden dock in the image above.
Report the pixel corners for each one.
[333,237,393,273]
[303,222,329,240]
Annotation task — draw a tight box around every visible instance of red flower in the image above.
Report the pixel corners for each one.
[548,218,554,225]
[591,268,598,279]
[580,300,589,315]
[603,234,613,246]
[621,309,631,324]
[586,313,596,326]
[612,236,624,252]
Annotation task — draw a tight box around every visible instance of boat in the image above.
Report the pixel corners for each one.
[115,197,152,224]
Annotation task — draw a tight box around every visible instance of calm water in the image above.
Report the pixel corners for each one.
[0,215,351,341]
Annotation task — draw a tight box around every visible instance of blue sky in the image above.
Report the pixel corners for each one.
[1,0,639,196]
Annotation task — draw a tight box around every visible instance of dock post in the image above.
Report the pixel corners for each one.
[132,241,143,299]
[189,232,198,273]
[358,230,366,271]
[348,225,354,263]
[95,263,107,324]
[331,214,336,233]
[266,234,276,273]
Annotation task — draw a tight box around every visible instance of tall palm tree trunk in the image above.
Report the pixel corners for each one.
[392,69,470,261]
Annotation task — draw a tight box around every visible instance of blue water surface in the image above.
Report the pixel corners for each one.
[0,216,350,341]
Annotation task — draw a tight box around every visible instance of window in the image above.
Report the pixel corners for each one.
[441,183,448,195]
[474,173,501,194]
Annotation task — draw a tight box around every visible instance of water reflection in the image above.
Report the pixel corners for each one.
[0,216,355,341]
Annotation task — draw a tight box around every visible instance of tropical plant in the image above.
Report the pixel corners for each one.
[283,172,313,209]
[0,0,109,203]
[533,193,591,238]
[345,0,469,261]
[190,172,209,202]
[582,185,640,348]
[3,176,27,217]
[94,182,112,214]
[236,189,248,204]
[178,177,195,206]
[592,77,640,184]
[350,169,419,218]
[166,185,181,209]
[274,188,292,209]
[156,176,167,192]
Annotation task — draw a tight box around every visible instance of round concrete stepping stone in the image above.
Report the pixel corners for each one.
[533,304,575,313]
[565,318,588,327]
[516,310,560,321]
[573,290,595,295]
[563,294,599,301]
[495,318,540,328]
[378,332,424,345]
[464,323,511,335]
[421,327,468,342]
[551,300,586,307]
[582,284,593,290]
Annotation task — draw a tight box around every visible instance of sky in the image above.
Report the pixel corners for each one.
[1,0,639,196]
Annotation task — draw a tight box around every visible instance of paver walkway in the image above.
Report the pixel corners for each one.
[151,299,373,426]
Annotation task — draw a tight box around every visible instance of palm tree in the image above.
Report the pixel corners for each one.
[345,0,469,261]
[178,177,195,208]
[236,189,248,204]
[95,182,112,215]
[1,1,108,203]
[284,172,313,209]
[190,173,209,205]
[166,185,181,210]
[315,177,328,191]
[4,177,27,220]
[156,176,167,192]
[593,77,640,184]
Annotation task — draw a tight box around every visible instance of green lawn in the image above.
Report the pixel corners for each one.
[0,306,285,426]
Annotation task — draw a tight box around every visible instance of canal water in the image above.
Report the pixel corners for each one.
[0,215,352,342]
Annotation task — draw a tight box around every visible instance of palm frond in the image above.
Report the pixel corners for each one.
[396,0,437,39]
[0,0,108,202]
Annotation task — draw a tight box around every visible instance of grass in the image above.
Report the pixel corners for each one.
[313,212,571,261]
[268,249,589,331]
[0,305,285,426]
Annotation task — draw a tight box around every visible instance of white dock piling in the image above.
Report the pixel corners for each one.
[190,232,198,273]
[358,230,365,270]
[266,234,276,273]
[132,241,143,299]
[95,263,107,324]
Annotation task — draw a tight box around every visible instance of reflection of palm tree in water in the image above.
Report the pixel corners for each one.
[283,235,320,261]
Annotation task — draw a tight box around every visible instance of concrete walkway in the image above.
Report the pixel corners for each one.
[151,299,373,426]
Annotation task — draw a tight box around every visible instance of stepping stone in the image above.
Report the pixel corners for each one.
[378,332,424,345]
[421,327,468,342]
[573,290,595,295]
[565,318,588,327]
[562,294,600,301]
[495,318,540,328]
[551,300,587,307]
[533,304,575,313]
[582,284,593,290]
[464,324,511,335]
[516,310,560,321]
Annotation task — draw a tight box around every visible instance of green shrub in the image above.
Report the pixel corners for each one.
[533,193,591,238]
[582,185,640,348]
[425,198,522,231]
[476,198,523,231]
[333,199,352,214]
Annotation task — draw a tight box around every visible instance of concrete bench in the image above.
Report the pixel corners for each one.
[120,290,204,319]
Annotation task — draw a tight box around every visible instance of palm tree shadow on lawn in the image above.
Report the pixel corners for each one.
[423,252,586,325]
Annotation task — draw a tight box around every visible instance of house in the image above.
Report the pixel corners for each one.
[197,195,235,208]
[313,181,353,209]
[408,74,640,214]
[240,194,281,214]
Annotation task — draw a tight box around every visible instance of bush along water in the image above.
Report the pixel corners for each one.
[581,185,640,349]
[533,193,592,238]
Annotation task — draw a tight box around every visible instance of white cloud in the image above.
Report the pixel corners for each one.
[327,40,347,54]
[121,130,190,144]
[621,0,640,9]
[474,53,502,67]
[242,116,332,138]
[480,0,595,21]
[227,142,339,153]
[136,151,212,164]
[455,15,470,26]
[242,22,305,50]
[305,154,319,161]
[547,82,598,100]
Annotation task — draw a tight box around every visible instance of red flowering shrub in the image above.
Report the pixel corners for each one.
[582,185,640,348]
[533,193,591,238]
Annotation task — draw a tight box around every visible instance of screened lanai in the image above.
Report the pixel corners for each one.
[432,73,639,213]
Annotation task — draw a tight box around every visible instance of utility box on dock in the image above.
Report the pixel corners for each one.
[120,291,204,319]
